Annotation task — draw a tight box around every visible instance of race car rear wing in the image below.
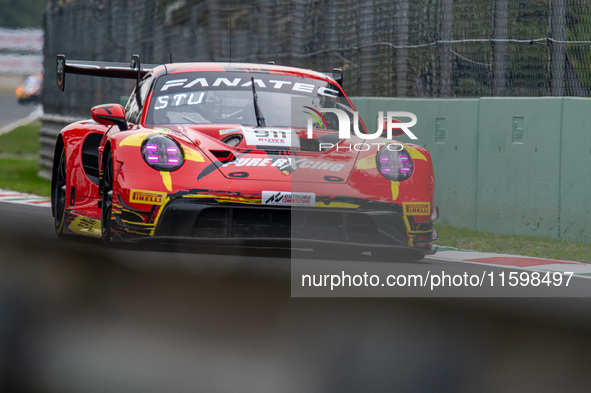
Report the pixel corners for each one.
[57,54,344,90]
[56,54,159,91]
[330,68,343,87]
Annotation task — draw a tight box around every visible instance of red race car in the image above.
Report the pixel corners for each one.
[51,54,438,261]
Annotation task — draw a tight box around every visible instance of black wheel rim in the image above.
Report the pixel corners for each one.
[53,151,66,230]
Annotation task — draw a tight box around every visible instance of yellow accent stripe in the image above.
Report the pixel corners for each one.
[150,197,170,236]
[119,132,153,147]
[355,154,377,170]
[120,220,155,227]
[409,229,435,234]
[68,216,102,238]
[406,146,427,161]
[184,148,205,162]
[161,171,172,192]
[183,194,259,204]
[304,111,325,129]
[403,216,413,247]
[119,208,146,222]
[391,182,399,201]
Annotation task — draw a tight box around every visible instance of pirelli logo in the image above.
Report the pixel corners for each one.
[403,202,430,216]
[130,190,166,205]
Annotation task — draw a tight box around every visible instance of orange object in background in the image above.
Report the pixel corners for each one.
[15,73,42,104]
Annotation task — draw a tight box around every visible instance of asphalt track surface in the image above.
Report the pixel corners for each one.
[3,201,591,392]
[0,92,40,130]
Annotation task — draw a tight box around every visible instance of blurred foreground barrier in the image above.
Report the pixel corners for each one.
[3,227,591,392]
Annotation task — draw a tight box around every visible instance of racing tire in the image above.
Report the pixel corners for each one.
[52,147,67,239]
[101,150,114,245]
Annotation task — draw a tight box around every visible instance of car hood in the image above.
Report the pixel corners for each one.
[177,124,363,183]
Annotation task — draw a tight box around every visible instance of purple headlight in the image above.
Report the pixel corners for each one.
[141,134,185,171]
[376,146,414,181]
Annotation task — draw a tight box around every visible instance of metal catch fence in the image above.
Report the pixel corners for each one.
[43,0,591,114]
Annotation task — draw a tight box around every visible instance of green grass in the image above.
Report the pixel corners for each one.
[0,158,51,196]
[0,121,51,197]
[436,224,591,263]
[0,121,42,155]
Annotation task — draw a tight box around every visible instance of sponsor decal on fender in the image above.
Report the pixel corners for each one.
[243,128,299,148]
[68,216,102,238]
[402,202,430,216]
[225,157,344,172]
[262,191,315,206]
[219,128,241,135]
[130,190,167,205]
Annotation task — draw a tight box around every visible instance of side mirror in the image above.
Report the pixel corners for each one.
[380,117,404,138]
[91,104,128,131]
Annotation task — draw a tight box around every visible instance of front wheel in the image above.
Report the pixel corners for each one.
[52,147,67,239]
[101,150,114,245]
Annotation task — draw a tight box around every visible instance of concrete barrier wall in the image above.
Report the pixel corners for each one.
[560,98,591,241]
[351,97,591,242]
[38,114,83,181]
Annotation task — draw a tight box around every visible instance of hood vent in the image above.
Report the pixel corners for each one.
[210,150,236,163]
[221,134,243,147]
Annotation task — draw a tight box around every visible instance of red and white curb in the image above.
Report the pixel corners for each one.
[435,248,591,279]
[0,189,51,207]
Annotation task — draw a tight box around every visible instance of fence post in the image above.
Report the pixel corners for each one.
[549,0,566,96]
[206,0,223,61]
[492,0,508,96]
[438,0,453,97]
[289,0,307,67]
[358,0,374,96]
[256,0,271,63]
[394,0,409,97]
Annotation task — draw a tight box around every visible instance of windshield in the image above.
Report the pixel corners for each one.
[146,71,362,132]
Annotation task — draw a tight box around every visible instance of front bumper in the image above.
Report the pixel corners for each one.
[113,197,438,255]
